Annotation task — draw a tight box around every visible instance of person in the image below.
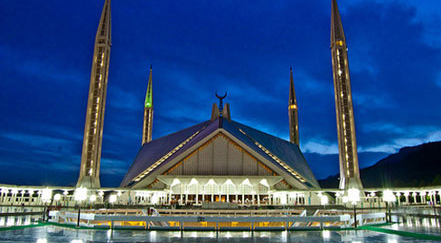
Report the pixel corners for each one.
[45,207,51,222]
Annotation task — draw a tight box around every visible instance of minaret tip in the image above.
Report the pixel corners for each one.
[150,64,152,70]
[331,0,346,46]
[143,67,154,144]
[290,66,292,71]
[288,67,299,145]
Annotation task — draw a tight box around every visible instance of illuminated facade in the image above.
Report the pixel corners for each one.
[71,0,362,196]
[330,0,363,190]
[142,65,154,145]
[120,98,320,205]
[8,1,441,209]
[288,66,300,145]
[77,0,111,188]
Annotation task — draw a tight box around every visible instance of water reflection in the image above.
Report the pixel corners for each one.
[387,207,441,237]
[388,216,441,236]
[0,206,43,227]
[0,226,436,242]
[322,230,330,240]
[70,240,84,243]
[0,206,440,242]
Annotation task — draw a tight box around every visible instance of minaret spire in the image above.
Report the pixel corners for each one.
[77,0,111,188]
[142,65,154,145]
[288,66,299,145]
[331,0,345,46]
[330,0,363,190]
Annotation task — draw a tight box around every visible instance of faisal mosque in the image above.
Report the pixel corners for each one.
[75,0,362,206]
[2,1,441,235]
[1,0,440,213]
[12,0,441,210]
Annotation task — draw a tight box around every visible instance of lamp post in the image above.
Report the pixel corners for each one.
[74,187,88,227]
[109,194,117,208]
[90,194,97,209]
[347,188,360,228]
[54,194,61,207]
[383,190,396,223]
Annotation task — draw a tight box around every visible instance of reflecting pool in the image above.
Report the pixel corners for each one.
[0,206,440,242]
[0,226,437,243]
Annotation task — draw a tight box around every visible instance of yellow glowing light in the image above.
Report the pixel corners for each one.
[74,187,88,202]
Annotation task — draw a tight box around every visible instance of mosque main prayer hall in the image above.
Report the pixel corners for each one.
[76,0,362,206]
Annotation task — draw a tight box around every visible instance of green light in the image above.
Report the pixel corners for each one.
[144,69,153,108]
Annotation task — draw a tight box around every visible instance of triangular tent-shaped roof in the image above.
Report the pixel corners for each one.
[120,118,320,189]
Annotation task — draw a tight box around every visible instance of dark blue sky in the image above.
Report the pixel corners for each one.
[1,0,440,187]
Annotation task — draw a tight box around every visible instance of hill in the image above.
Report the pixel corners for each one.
[319,141,441,188]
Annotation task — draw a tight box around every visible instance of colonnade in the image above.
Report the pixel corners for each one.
[0,185,440,207]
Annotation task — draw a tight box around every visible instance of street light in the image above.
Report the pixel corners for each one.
[347,188,360,228]
[109,194,117,207]
[41,189,52,203]
[383,190,396,223]
[54,194,61,207]
[74,187,88,227]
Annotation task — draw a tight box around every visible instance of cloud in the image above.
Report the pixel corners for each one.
[302,141,339,155]
[359,129,441,153]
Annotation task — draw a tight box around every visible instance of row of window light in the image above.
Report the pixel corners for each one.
[0,188,44,195]
[361,190,440,198]
[0,188,130,204]
[237,129,306,183]
[168,178,271,194]
[335,189,441,205]
[133,130,202,182]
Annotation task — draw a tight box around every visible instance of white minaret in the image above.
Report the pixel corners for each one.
[77,0,111,188]
[330,0,363,190]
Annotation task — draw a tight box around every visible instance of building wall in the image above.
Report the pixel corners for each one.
[167,134,273,177]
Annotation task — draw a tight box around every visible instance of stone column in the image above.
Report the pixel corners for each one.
[396,193,401,206]
[20,191,25,205]
[404,192,409,204]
